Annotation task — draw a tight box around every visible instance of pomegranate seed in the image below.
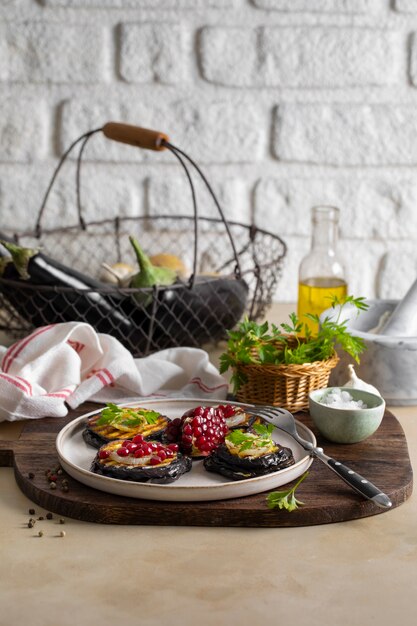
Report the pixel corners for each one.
[182,434,192,444]
[194,407,205,416]
[142,445,152,455]
[134,448,146,458]
[99,449,110,459]
[150,457,161,466]
[126,442,138,452]
[167,443,179,452]
[121,440,130,447]
[158,450,167,461]
[165,449,174,457]
[197,436,207,448]
[193,426,203,436]
[183,423,193,435]
[132,435,145,444]
[116,447,130,457]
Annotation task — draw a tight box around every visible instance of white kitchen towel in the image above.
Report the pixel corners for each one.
[0,322,229,422]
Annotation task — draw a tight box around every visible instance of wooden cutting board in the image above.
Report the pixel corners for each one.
[0,404,412,527]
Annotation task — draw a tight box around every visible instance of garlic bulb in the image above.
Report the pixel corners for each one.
[100,262,134,286]
[342,364,381,396]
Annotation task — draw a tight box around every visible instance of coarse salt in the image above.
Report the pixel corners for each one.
[319,388,368,410]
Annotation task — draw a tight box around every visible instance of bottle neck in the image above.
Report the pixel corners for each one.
[311,217,338,254]
[310,206,340,254]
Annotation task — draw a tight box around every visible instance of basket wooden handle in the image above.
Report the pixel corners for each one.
[102,122,169,151]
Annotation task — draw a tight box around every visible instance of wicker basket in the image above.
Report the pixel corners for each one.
[233,338,339,412]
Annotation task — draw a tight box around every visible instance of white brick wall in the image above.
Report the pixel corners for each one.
[252,0,373,12]
[1,0,417,305]
[200,27,400,87]
[0,22,107,83]
[119,23,187,85]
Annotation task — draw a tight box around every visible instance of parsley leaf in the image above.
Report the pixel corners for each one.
[220,295,368,393]
[267,472,309,512]
[96,404,160,427]
[226,428,274,453]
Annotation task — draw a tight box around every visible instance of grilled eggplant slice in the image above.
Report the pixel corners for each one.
[203,426,295,481]
[91,438,192,484]
[83,403,170,449]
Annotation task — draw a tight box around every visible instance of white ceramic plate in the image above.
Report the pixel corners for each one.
[56,398,316,502]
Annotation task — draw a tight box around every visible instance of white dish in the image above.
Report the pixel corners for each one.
[56,398,316,502]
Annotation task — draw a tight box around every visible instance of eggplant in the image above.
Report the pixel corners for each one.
[91,439,192,484]
[83,403,170,449]
[203,428,295,481]
[0,236,249,356]
[0,238,137,341]
[125,274,249,352]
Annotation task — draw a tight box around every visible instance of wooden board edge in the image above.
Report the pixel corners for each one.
[13,463,413,528]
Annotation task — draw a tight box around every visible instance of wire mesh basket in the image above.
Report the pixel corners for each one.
[0,123,286,356]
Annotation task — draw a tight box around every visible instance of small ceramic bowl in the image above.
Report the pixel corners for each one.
[308,387,386,444]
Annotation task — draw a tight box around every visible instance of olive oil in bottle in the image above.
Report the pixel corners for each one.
[297,207,347,335]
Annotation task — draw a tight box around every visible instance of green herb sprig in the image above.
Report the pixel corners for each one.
[226,423,275,453]
[267,471,309,512]
[96,403,160,427]
[220,295,368,394]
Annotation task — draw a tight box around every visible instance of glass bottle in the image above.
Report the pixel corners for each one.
[297,206,347,335]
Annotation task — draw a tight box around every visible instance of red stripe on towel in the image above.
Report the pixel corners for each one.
[0,373,32,394]
[95,372,109,387]
[2,325,54,373]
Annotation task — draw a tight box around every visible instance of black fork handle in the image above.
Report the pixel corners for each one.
[309,445,392,509]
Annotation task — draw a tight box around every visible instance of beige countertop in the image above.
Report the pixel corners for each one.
[0,304,416,626]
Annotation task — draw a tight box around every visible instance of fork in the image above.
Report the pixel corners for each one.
[245,405,392,509]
